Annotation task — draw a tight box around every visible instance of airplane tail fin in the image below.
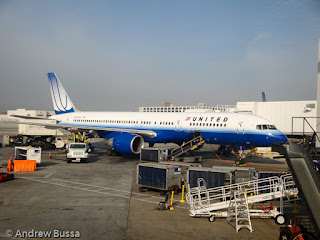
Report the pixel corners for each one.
[47,72,78,114]
[262,92,267,102]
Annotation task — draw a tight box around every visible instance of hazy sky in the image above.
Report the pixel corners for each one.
[0,0,319,113]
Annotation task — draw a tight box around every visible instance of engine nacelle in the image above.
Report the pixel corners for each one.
[105,133,144,154]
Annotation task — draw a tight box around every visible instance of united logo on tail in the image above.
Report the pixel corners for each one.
[47,72,77,114]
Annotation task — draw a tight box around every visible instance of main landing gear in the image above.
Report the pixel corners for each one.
[106,149,121,156]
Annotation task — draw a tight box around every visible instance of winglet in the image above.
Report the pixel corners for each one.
[47,72,77,114]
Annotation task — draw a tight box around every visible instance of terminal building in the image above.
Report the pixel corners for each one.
[139,102,236,113]
[236,101,317,135]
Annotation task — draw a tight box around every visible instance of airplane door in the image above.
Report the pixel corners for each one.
[237,122,244,135]
[175,120,182,132]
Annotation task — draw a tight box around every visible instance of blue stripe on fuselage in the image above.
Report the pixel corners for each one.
[58,122,287,147]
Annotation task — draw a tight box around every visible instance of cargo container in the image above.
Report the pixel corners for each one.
[2,135,9,146]
[137,162,185,192]
[253,170,288,180]
[211,166,256,183]
[140,148,170,162]
[159,161,201,179]
[187,167,235,189]
[15,146,41,165]
[174,156,202,163]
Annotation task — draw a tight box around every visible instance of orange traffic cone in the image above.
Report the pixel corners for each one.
[6,156,13,172]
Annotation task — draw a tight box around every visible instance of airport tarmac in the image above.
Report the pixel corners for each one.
[0,143,300,240]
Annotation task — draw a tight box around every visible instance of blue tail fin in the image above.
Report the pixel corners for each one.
[262,92,267,102]
[47,72,77,114]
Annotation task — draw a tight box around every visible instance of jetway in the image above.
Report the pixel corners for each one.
[273,142,320,236]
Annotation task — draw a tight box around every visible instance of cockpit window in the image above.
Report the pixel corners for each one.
[256,124,277,130]
[268,125,277,130]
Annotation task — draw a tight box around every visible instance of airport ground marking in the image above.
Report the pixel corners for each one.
[21,177,187,208]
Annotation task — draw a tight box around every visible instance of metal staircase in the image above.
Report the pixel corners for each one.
[273,142,320,236]
[169,135,205,158]
[186,174,297,222]
[227,189,253,233]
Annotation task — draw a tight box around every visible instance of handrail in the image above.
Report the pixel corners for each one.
[170,135,204,156]
[186,174,298,213]
[291,117,320,145]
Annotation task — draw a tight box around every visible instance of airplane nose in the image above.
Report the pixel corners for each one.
[271,132,288,144]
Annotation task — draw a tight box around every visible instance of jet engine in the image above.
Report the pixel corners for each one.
[105,133,144,155]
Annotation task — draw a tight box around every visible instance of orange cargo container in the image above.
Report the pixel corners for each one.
[13,160,37,172]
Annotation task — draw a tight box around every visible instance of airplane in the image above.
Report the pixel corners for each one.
[8,72,288,156]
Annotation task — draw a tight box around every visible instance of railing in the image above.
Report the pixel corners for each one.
[186,174,297,214]
[291,117,320,146]
[170,135,205,157]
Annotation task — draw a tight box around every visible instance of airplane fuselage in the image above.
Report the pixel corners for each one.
[50,111,287,147]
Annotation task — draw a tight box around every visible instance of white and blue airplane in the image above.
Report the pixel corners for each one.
[11,72,288,155]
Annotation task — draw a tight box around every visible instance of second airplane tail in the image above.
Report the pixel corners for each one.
[47,72,78,114]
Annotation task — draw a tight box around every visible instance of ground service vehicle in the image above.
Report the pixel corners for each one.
[67,142,90,163]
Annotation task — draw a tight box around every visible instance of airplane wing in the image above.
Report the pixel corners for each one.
[0,119,157,139]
